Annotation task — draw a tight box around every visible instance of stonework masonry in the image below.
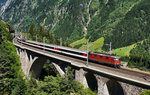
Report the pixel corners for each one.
[17,48,38,77]
[75,68,147,95]
[17,48,66,77]
[120,82,147,95]
[95,75,109,95]
[75,68,88,88]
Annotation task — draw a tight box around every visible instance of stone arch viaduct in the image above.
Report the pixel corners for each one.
[14,40,150,95]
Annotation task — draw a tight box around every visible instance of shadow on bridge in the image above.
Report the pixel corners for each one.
[29,55,71,80]
[104,80,124,95]
[85,72,98,92]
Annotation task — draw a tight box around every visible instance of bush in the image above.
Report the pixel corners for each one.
[140,90,150,95]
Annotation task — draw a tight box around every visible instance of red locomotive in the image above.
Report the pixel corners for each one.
[88,52,121,68]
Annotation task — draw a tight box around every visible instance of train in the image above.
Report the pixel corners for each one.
[16,37,121,68]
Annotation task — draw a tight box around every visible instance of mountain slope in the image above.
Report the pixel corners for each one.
[0,0,12,16]
[0,0,7,10]
[1,0,150,49]
[103,0,150,49]
[0,0,6,4]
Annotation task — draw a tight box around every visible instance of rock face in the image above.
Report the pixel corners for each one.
[1,0,150,49]
[0,0,12,16]
[0,0,7,12]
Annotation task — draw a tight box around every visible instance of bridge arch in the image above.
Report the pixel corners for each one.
[30,57,66,79]
[30,57,46,79]
[104,80,124,95]
[85,72,98,91]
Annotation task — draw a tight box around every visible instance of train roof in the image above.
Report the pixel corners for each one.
[92,52,120,58]
[27,40,87,53]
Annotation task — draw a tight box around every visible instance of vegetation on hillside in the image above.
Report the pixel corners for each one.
[29,67,97,95]
[103,0,150,49]
[112,44,136,57]
[79,37,104,52]
[70,37,104,52]
[140,90,150,95]
[0,21,13,42]
[128,38,150,71]
[0,21,26,95]
[26,24,70,47]
[70,37,87,48]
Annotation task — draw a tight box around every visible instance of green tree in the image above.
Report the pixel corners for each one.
[129,38,150,71]
[28,24,36,38]
[0,40,23,94]
[0,21,26,94]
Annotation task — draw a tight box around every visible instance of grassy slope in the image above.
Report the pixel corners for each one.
[112,44,136,56]
[70,37,87,47]
[112,40,144,56]
[71,37,104,52]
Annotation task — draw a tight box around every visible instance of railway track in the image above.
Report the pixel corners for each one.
[121,67,150,76]
[88,62,150,82]
[121,67,150,81]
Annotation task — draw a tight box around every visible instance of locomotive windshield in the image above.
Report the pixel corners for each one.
[114,58,119,61]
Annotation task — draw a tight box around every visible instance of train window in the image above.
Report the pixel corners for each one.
[106,57,109,59]
[100,56,103,58]
[94,55,97,57]
[88,52,91,56]
[114,58,119,61]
